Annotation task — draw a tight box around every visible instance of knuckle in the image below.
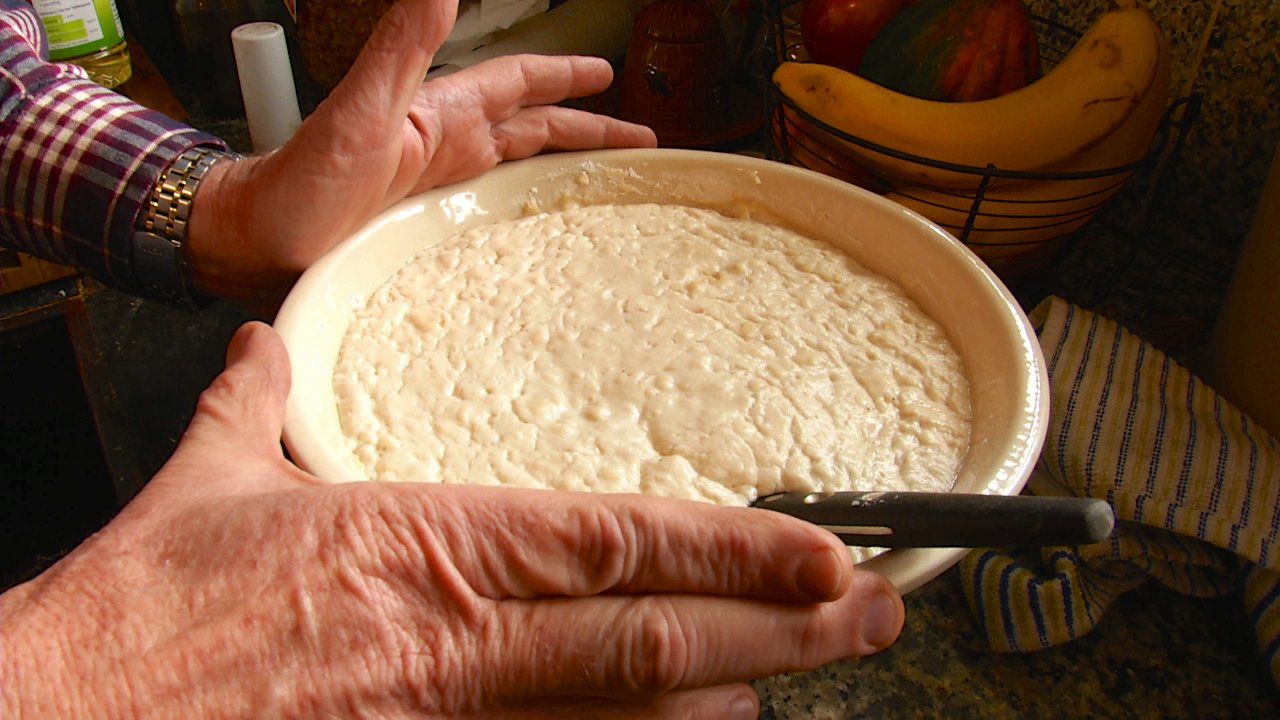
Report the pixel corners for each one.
[324,489,421,579]
[396,625,463,710]
[316,493,489,712]
[794,605,833,668]
[564,504,634,593]
[364,5,411,55]
[193,368,255,420]
[619,600,693,694]
[704,526,756,594]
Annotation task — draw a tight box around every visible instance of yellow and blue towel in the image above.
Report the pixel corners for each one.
[959,296,1280,685]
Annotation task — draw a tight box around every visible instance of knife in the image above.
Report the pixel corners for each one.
[750,491,1115,548]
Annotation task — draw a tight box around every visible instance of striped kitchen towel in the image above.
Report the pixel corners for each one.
[957,295,1280,686]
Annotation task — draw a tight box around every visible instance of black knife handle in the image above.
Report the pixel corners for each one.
[751,491,1115,548]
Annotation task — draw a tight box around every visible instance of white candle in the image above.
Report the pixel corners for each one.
[232,22,302,153]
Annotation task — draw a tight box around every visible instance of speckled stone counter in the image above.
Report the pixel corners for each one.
[755,572,1279,718]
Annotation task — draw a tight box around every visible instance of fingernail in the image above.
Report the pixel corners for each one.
[795,546,844,599]
[858,587,904,653]
[729,691,758,720]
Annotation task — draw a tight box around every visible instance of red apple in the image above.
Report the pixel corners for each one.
[801,0,913,73]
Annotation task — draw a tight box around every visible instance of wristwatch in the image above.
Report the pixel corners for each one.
[132,146,236,308]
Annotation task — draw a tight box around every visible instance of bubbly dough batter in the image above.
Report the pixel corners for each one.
[333,203,970,505]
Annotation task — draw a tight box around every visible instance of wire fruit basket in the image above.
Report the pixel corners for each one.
[764,0,1196,281]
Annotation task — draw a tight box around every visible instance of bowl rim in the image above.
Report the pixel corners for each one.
[274,147,1050,594]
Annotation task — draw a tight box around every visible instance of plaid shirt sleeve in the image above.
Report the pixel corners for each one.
[0,0,229,298]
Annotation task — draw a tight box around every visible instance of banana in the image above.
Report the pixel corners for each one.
[881,12,1172,272]
[771,0,1164,189]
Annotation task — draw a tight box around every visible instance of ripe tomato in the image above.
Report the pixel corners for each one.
[800,0,912,73]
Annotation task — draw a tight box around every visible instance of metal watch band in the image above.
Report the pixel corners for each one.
[132,146,235,308]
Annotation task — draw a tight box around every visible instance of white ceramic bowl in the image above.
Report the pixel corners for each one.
[274,148,1049,594]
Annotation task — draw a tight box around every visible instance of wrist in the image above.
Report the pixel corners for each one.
[133,146,240,309]
[181,154,243,299]
[184,152,298,310]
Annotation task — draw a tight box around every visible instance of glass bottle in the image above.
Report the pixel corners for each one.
[169,0,258,118]
[31,0,133,89]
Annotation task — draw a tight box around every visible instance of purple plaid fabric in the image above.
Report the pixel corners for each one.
[0,0,227,298]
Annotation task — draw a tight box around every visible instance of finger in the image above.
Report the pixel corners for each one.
[161,321,303,495]
[327,0,460,137]
[510,684,759,720]
[493,105,658,158]
[185,321,291,451]
[488,575,903,700]
[415,484,853,602]
[447,54,618,112]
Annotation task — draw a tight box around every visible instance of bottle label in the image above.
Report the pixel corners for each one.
[32,0,126,60]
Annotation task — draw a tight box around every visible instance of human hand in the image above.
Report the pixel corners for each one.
[0,322,903,719]
[186,0,656,309]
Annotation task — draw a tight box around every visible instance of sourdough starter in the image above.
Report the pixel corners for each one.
[333,203,970,505]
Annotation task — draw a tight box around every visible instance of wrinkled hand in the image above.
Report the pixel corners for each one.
[0,323,904,719]
[187,0,656,306]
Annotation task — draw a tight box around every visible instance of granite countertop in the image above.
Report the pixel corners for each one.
[757,574,1278,719]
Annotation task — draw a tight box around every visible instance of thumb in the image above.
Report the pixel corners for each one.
[156,321,303,497]
[327,0,459,132]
